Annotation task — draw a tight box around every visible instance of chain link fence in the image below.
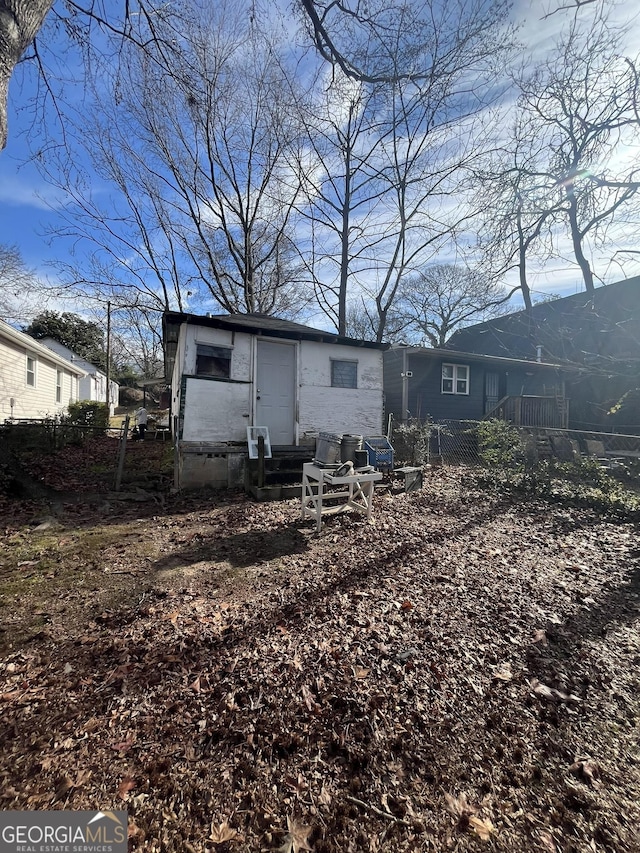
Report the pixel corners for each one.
[389,417,640,500]
[1,418,118,454]
[391,418,640,466]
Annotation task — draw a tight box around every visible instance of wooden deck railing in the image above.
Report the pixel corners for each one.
[484,395,569,429]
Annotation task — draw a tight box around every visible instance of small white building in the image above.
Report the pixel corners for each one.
[0,319,85,421]
[41,338,120,416]
[163,312,387,489]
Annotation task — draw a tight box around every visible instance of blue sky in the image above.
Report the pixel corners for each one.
[1,0,640,327]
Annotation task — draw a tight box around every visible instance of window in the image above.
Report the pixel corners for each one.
[26,355,36,387]
[196,344,231,378]
[442,363,469,395]
[331,359,357,389]
[56,370,62,403]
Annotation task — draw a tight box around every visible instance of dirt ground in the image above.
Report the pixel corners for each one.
[1,439,640,852]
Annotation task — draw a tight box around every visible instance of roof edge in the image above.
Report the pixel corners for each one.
[163,312,390,350]
[0,319,86,375]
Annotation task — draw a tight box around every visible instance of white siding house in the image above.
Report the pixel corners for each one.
[40,338,120,416]
[0,319,85,421]
[163,312,387,488]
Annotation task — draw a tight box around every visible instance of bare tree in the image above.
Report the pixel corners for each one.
[297,0,513,84]
[38,0,310,324]
[542,0,600,19]
[395,264,508,346]
[0,243,42,322]
[513,11,640,292]
[289,72,394,335]
[291,0,515,340]
[474,117,565,312]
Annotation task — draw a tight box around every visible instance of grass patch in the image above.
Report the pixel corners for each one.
[0,522,160,652]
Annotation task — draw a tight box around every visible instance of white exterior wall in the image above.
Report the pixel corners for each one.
[77,373,119,415]
[298,340,384,437]
[177,324,254,443]
[175,323,384,447]
[182,378,251,442]
[0,332,83,421]
[170,323,188,432]
[42,338,119,415]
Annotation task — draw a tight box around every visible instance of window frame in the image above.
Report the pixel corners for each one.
[442,363,469,395]
[56,369,63,403]
[26,354,37,388]
[331,358,358,389]
[195,343,232,379]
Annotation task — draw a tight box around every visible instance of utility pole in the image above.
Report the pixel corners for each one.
[106,301,111,412]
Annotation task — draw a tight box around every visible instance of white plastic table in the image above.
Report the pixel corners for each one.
[301,462,383,531]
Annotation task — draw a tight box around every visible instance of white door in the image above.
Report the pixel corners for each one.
[256,340,296,445]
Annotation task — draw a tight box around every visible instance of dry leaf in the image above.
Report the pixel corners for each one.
[318,787,332,807]
[285,774,308,794]
[52,776,73,803]
[117,775,136,800]
[529,678,556,700]
[539,829,557,852]
[301,684,315,711]
[1,691,20,701]
[279,816,313,853]
[353,666,370,679]
[209,821,240,844]
[401,600,414,611]
[570,759,601,786]
[532,629,548,645]
[529,678,582,704]
[111,737,135,753]
[74,769,92,788]
[468,816,495,841]
[444,792,475,818]
[493,663,513,682]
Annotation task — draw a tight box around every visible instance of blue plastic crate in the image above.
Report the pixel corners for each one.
[364,436,394,471]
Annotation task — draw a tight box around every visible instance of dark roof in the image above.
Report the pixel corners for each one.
[162,311,388,380]
[446,276,640,369]
[388,344,569,371]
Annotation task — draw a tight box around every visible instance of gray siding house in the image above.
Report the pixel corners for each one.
[384,345,571,428]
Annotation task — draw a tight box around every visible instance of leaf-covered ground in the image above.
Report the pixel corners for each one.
[1,450,639,852]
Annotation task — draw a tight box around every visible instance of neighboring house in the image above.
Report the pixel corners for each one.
[446,275,640,431]
[0,319,85,421]
[40,338,120,416]
[163,311,388,488]
[384,345,571,428]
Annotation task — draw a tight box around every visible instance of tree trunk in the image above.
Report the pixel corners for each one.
[0,0,53,150]
[338,140,352,337]
[565,183,595,292]
[515,201,533,313]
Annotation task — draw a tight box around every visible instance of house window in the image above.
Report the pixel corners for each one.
[442,363,469,395]
[196,344,231,378]
[26,355,36,387]
[331,359,357,389]
[56,370,62,403]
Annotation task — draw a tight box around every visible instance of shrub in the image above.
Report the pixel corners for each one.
[392,419,431,466]
[477,419,522,469]
[66,401,110,434]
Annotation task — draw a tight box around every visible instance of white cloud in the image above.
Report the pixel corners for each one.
[0,173,69,212]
